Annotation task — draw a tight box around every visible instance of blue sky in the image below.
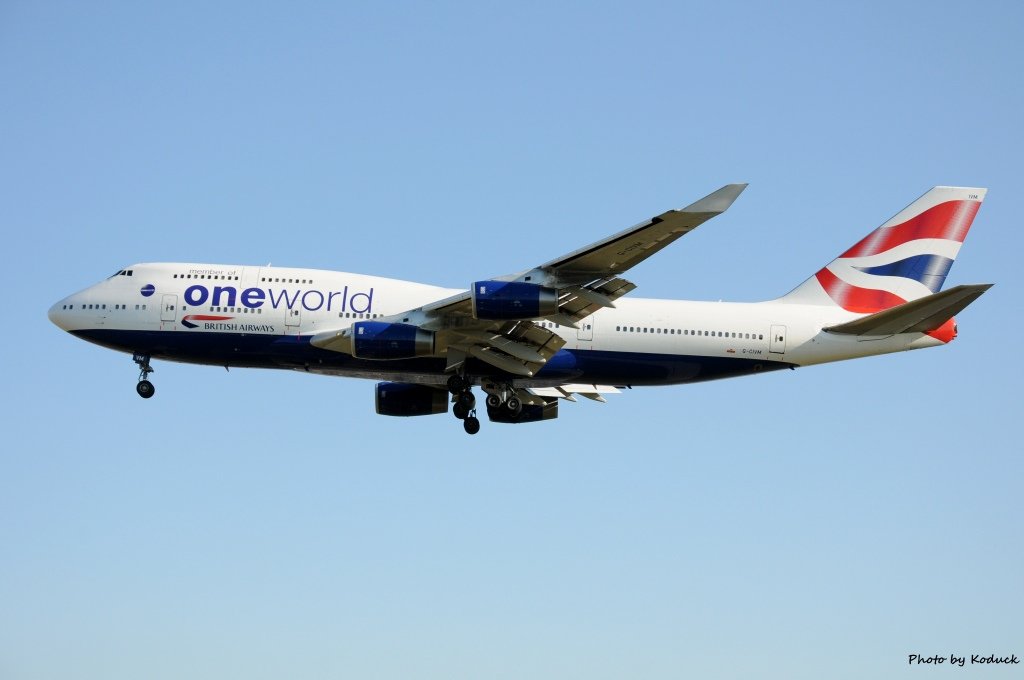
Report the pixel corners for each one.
[3,2,1021,678]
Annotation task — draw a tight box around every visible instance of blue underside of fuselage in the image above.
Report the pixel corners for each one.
[72,329,793,386]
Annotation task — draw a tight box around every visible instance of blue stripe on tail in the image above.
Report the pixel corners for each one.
[855,254,954,293]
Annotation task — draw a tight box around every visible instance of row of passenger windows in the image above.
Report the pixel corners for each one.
[262,277,314,284]
[65,303,148,310]
[616,325,764,340]
[208,307,263,314]
[60,303,383,319]
[60,300,763,339]
[173,273,239,280]
[169,273,318,284]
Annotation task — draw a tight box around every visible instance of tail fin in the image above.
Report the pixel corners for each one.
[781,186,987,312]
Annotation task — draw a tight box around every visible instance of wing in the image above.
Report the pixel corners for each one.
[312,184,747,378]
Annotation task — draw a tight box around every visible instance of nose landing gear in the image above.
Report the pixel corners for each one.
[133,352,155,399]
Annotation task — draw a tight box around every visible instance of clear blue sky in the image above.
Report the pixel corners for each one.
[3,2,1021,678]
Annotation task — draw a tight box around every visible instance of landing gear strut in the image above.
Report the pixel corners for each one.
[133,352,155,399]
[448,373,480,435]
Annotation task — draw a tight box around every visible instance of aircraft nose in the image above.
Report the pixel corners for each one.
[48,299,71,331]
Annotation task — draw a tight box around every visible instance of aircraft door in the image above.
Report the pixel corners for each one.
[161,294,178,322]
[285,307,301,331]
[240,266,260,288]
[577,318,594,342]
[769,325,787,354]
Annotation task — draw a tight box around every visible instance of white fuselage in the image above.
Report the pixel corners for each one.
[48,262,948,388]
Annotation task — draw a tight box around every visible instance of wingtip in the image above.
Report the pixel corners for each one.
[683,183,748,213]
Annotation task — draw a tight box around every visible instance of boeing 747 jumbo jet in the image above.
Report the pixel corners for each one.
[49,185,991,434]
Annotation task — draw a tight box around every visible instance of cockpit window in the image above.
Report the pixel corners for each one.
[108,269,135,279]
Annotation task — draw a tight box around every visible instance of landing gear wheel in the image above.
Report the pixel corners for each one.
[136,380,155,399]
[456,391,476,410]
[506,396,522,415]
[453,402,469,420]
[133,353,156,399]
[447,374,467,395]
[463,416,480,435]
[485,393,502,409]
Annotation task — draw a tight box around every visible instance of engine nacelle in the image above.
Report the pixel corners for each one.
[472,280,558,320]
[487,400,559,424]
[352,321,435,360]
[375,382,449,417]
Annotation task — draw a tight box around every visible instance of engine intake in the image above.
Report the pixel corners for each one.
[352,322,435,360]
[472,281,558,320]
[375,382,449,416]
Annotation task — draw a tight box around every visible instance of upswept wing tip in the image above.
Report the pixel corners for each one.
[681,183,748,214]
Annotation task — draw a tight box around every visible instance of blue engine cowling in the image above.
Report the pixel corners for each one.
[472,281,558,320]
[487,400,559,424]
[375,382,449,416]
[352,322,435,359]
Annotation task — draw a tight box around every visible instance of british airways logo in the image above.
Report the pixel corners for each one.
[140,284,155,297]
[181,314,233,329]
[181,283,374,314]
[180,314,276,332]
[815,199,980,314]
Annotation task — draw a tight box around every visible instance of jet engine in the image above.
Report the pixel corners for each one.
[352,321,435,360]
[486,400,559,424]
[472,281,558,320]
[375,382,449,416]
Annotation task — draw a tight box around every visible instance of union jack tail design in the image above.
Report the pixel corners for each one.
[781,186,986,313]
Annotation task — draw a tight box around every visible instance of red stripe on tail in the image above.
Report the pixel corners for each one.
[815,268,907,313]
[839,200,980,258]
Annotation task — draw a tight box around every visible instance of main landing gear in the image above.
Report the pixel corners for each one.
[447,374,480,435]
[484,384,523,417]
[133,352,155,399]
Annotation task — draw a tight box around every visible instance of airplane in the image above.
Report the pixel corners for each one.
[48,184,991,435]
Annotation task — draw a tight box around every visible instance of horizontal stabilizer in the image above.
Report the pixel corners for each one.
[823,284,992,336]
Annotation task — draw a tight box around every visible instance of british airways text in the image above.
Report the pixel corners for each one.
[183,284,374,313]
